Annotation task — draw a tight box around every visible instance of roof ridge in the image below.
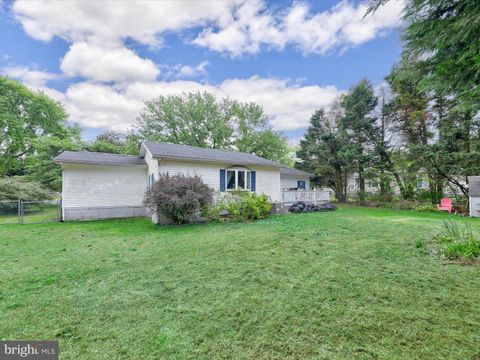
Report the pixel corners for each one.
[63,150,141,158]
[144,141,269,159]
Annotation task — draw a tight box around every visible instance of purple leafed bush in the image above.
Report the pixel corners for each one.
[144,173,213,224]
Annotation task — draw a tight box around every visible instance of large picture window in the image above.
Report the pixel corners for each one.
[226,169,251,191]
[227,170,236,190]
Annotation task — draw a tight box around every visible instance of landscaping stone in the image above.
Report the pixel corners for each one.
[288,201,337,213]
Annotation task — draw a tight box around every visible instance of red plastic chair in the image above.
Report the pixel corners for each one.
[437,198,453,213]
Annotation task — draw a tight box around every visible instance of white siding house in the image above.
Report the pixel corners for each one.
[54,141,305,222]
[280,168,312,190]
[61,163,147,220]
[158,160,281,202]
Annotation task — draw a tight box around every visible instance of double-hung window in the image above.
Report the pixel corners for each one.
[226,169,251,191]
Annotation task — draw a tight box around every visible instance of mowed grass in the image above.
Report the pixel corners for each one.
[0,205,59,224]
[0,206,479,359]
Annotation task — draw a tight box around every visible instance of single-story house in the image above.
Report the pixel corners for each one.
[53,141,313,221]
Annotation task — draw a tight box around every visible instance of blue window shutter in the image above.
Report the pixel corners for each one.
[251,171,256,191]
[220,169,226,192]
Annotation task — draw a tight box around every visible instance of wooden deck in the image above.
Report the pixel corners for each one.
[281,190,332,205]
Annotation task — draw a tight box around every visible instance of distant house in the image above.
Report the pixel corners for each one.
[346,172,466,197]
[54,142,313,221]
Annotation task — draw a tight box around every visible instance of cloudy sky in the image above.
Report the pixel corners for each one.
[0,0,404,142]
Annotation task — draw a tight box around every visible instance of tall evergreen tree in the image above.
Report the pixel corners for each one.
[368,0,480,112]
[340,79,378,201]
[297,105,351,202]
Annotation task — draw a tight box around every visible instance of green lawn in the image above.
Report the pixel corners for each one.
[0,204,59,224]
[1,206,479,359]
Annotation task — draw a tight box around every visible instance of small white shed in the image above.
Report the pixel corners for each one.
[468,176,480,217]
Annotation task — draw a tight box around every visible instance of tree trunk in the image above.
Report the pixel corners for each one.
[379,169,390,199]
[358,165,365,201]
[335,167,346,202]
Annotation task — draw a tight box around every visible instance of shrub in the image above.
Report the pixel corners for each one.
[144,173,213,224]
[205,192,272,222]
[435,220,480,259]
[237,193,271,221]
[413,203,437,212]
[352,199,438,212]
[0,176,55,201]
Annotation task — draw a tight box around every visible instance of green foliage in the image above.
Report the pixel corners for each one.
[231,101,292,166]
[365,0,480,201]
[0,77,70,176]
[340,79,378,201]
[144,173,213,224]
[415,238,426,249]
[206,192,271,222]
[24,127,84,191]
[297,106,351,201]
[413,203,437,212]
[0,176,55,201]
[354,199,438,212]
[88,131,142,155]
[368,0,480,110]
[136,91,291,165]
[436,220,480,259]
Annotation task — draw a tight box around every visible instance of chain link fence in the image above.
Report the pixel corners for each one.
[0,200,61,225]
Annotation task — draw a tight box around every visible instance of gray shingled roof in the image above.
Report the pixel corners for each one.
[53,151,146,166]
[143,142,283,167]
[280,167,314,177]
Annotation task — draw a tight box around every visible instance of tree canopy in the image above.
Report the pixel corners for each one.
[136,92,292,165]
[0,77,71,176]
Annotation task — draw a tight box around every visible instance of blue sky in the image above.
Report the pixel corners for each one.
[0,0,403,143]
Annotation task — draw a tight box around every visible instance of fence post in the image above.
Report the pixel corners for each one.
[20,199,24,224]
[17,199,22,224]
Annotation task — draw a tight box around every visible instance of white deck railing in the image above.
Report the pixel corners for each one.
[281,190,332,204]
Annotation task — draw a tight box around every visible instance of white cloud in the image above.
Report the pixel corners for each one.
[178,61,209,78]
[288,137,303,147]
[13,0,402,58]
[60,77,340,131]
[159,61,209,79]
[8,0,394,134]
[218,77,339,129]
[61,42,159,82]
[194,0,404,56]
[193,0,284,56]
[65,83,140,131]
[12,0,233,46]
[3,65,55,87]
[2,65,65,101]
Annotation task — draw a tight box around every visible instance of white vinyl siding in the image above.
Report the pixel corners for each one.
[62,163,147,208]
[281,176,310,190]
[143,147,159,182]
[158,160,281,201]
[253,166,281,201]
